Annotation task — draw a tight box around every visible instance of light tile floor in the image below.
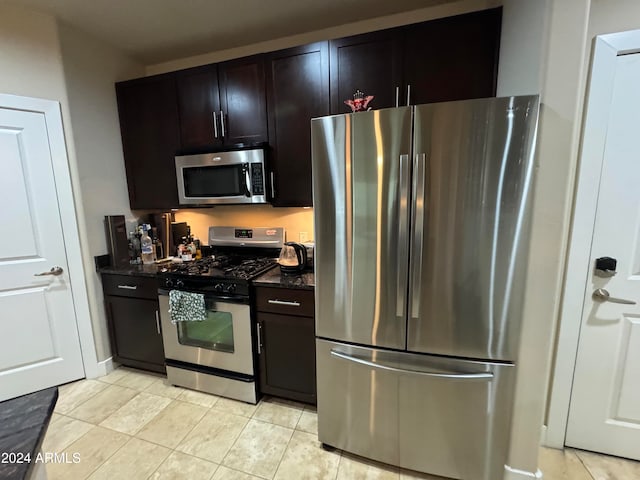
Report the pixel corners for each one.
[43,367,640,480]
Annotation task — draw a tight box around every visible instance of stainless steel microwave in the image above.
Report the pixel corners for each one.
[175,148,267,205]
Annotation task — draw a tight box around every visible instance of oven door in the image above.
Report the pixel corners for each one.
[176,150,266,205]
[158,292,254,375]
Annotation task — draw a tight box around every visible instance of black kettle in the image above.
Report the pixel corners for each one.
[277,242,307,274]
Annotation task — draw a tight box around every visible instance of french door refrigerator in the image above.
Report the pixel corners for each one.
[311,96,539,480]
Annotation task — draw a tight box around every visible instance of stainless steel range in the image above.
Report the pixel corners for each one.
[158,226,284,404]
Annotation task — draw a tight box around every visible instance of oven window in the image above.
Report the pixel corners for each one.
[183,165,243,197]
[177,310,234,353]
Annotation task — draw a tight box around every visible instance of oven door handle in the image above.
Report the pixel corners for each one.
[158,289,249,304]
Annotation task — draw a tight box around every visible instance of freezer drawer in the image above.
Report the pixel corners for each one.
[316,339,516,480]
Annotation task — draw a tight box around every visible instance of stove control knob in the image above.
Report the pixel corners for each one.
[214,283,224,292]
[165,278,174,288]
[225,284,236,294]
[176,279,185,289]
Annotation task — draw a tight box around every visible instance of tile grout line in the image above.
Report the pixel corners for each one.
[59,423,133,479]
[271,422,297,480]
[572,449,597,480]
[218,410,254,471]
[64,386,140,424]
[55,379,109,416]
[216,400,299,479]
[145,397,212,450]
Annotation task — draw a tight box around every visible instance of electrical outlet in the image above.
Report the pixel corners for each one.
[299,231,309,243]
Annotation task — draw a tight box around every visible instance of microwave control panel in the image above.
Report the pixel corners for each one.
[251,163,265,195]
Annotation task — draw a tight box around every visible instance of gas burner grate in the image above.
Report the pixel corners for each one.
[223,258,277,279]
[164,255,276,280]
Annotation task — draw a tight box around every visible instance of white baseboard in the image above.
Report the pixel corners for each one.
[504,465,543,479]
[89,357,114,378]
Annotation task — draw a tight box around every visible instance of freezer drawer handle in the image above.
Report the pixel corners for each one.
[268,299,301,307]
[330,349,494,380]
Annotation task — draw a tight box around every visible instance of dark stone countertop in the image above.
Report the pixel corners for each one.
[0,387,58,480]
[253,266,315,290]
[98,264,164,278]
[97,262,316,290]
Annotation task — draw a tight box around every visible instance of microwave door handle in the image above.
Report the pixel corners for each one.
[244,165,251,197]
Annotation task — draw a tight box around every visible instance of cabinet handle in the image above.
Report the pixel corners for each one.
[155,310,161,335]
[212,111,218,138]
[406,84,411,106]
[257,322,263,355]
[220,110,226,137]
[395,86,400,108]
[117,285,137,290]
[268,299,301,307]
[270,171,276,199]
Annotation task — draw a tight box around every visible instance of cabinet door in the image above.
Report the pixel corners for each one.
[266,42,329,207]
[116,74,181,209]
[330,30,403,114]
[218,55,268,145]
[106,295,165,373]
[404,8,502,105]
[176,64,222,149]
[258,312,316,404]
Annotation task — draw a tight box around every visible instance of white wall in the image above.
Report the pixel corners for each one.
[497,0,549,96]
[491,0,591,473]
[0,4,144,364]
[0,5,68,103]
[589,0,640,36]
[57,22,145,361]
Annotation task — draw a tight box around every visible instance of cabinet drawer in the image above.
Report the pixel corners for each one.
[255,287,314,317]
[102,274,159,300]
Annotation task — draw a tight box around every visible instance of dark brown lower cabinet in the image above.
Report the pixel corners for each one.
[102,274,165,374]
[256,288,316,404]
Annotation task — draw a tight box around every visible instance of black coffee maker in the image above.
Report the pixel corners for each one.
[277,242,308,274]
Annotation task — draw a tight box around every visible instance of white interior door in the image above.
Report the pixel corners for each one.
[0,103,84,401]
[566,53,640,460]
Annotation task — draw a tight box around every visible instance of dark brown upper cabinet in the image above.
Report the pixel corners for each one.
[330,30,403,114]
[219,56,269,146]
[404,8,502,105]
[114,8,501,210]
[177,55,268,150]
[116,73,181,210]
[265,42,329,207]
[329,7,501,115]
[176,65,221,149]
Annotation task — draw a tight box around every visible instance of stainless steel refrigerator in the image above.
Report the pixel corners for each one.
[311,96,539,480]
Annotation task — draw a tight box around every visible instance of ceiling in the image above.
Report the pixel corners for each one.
[5,0,453,64]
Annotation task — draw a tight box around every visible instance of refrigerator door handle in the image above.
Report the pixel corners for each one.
[330,349,493,380]
[410,153,426,320]
[397,154,410,317]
